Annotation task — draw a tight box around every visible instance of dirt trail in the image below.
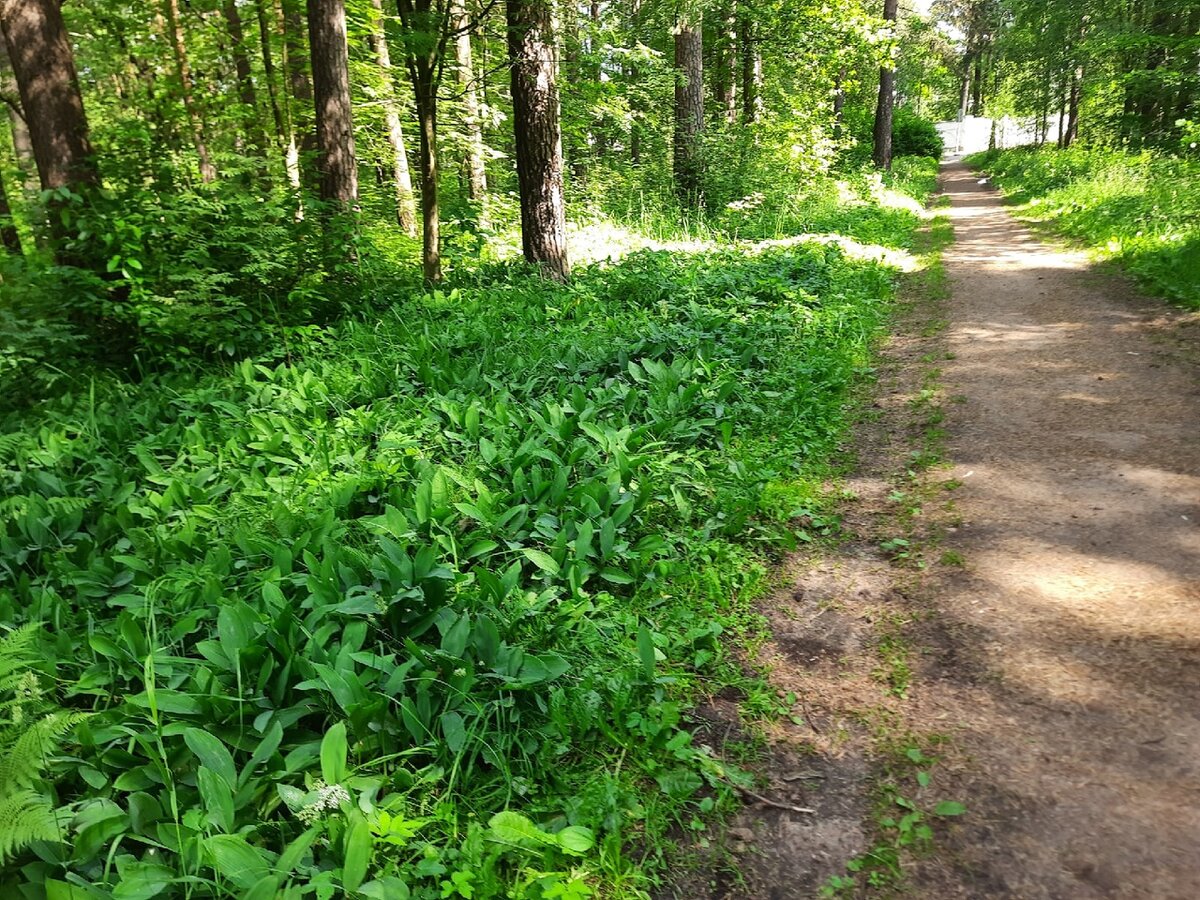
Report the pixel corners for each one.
[906,162,1200,898]
[667,162,1200,900]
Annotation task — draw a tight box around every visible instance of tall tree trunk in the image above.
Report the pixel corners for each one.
[1,0,100,194]
[307,0,357,205]
[256,0,303,188]
[223,0,267,156]
[970,46,983,115]
[0,33,37,198]
[395,0,448,283]
[413,73,439,281]
[0,166,19,255]
[958,50,972,121]
[507,0,569,280]
[872,0,898,170]
[629,0,643,165]
[833,65,846,139]
[283,0,319,184]
[368,0,417,232]
[713,3,736,124]
[164,0,217,182]
[1064,65,1082,148]
[739,14,761,124]
[674,15,704,204]
[453,0,487,200]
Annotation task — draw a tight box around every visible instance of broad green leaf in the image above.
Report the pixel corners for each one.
[487,811,552,847]
[206,834,269,889]
[934,801,967,817]
[342,815,372,892]
[184,729,236,786]
[522,548,560,575]
[321,721,348,785]
[440,711,467,754]
[556,825,595,856]
[358,878,411,900]
[276,825,320,876]
[637,626,656,679]
[197,766,234,833]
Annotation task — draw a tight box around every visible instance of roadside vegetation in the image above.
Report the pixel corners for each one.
[966,146,1200,308]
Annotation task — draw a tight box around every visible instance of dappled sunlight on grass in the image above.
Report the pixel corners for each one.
[967,147,1200,307]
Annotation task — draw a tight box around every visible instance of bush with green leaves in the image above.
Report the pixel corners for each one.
[967,146,1200,308]
[891,110,944,160]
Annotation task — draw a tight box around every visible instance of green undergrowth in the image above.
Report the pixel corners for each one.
[0,160,937,899]
[965,146,1200,309]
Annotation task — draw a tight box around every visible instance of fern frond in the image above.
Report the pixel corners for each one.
[0,789,60,864]
[0,712,86,792]
[0,623,41,684]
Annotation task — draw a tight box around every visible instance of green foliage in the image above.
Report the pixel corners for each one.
[0,165,934,895]
[968,146,1200,307]
[0,625,84,865]
[891,110,945,159]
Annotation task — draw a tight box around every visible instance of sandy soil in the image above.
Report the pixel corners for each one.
[903,163,1200,898]
[666,161,1200,899]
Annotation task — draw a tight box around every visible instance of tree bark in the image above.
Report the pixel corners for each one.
[1064,65,1082,148]
[306,0,357,205]
[714,3,736,124]
[413,72,440,281]
[256,0,303,188]
[739,14,760,124]
[0,0,100,193]
[282,0,319,184]
[369,0,417,232]
[164,0,217,182]
[223,0,267,156]
[872,0,898,170]
[833,65,846,139]
[674,15,704,204]
[396,0,453,283]
[453,0,487,200]
[970,45,983,115]
[0,165,19,255]
[507,0,569,280]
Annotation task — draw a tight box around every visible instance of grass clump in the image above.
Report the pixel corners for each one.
[965,146,1200,308]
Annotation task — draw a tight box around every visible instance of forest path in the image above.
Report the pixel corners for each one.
[904,161,1200,897]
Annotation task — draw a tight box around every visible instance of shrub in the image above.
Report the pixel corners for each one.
[892,109,945,159]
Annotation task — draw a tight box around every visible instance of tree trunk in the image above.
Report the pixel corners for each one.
[872,0,898,170]
[713,3,736,124]
[453,0,487,200]
[306,0,357,205]
[833,65,846,139]
[1064,65,1082,148]
[256,0,303,188]
[413,75,440,282]
[0,0,100,194]
[164,0,217,182]
[395,0,449,284]
[223,0,267,156]
[674,15,704,204]
[283,0,319,185]
[958,51,972,121]
[0,166,19,255]
[368,0,417,232]
[507,0,569,280]
[970,46,983,115]
[739,14,761,124]
[0,33,36,201]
